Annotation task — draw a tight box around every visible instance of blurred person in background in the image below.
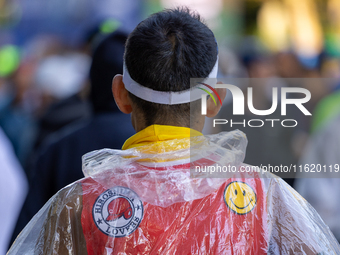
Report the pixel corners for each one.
[0,44,39,168]
[274,51,331,160]
[10,29,135,246]
[31,19,129,151]
[310,58,340,134]
[294,65,340,242]
[33,51,91,148]
[294,112,340,242]
[0,126,27,255]
[0,37,70,168]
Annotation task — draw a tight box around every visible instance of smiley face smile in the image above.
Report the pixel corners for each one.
[230,198,254,210]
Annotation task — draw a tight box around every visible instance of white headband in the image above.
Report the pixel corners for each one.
[122,58,218,105]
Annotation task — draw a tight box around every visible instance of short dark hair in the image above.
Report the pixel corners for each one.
[124,7,217,127]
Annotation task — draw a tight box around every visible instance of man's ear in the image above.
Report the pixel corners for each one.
[206,87,226,118]
[112,74,133,114]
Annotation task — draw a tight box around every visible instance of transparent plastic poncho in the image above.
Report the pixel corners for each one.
[8,130,340,255]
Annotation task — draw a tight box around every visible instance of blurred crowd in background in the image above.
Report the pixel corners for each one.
[1,0,340,253]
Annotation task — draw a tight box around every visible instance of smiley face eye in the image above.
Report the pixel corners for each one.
[243,190,246,196]
[234,189,237,195]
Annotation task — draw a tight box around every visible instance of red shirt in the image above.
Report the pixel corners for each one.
[81,165,267,255]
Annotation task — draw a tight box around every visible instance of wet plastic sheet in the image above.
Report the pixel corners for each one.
[8,130,340,255]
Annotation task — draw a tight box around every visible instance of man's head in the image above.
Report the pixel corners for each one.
[113,7,225,131]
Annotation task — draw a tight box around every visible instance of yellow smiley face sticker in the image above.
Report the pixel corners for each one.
[224,181,257,215]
